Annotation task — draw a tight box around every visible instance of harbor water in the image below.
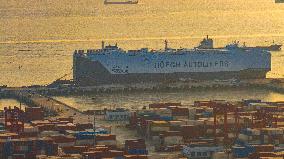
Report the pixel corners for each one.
[54,88,284,111]
[1,0,284,87]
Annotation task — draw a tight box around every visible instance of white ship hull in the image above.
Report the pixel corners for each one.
[73,46,271,85]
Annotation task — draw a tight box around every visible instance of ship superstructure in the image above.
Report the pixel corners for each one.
[73,40,271,86]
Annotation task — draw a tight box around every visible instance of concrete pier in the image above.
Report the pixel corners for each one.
[1,90,89,124]
[0,78,281,96]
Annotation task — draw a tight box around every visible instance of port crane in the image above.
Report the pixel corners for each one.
[47,72,73,88]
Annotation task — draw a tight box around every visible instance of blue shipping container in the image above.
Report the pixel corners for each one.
[160,116,173,121]
[232,146,255,158]
[128,149,148,155]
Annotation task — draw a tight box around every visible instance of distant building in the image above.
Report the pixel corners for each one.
[105,108,131,121]
[182,144,223,159]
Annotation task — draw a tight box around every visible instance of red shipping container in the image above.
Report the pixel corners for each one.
[125,139,146,150]
[248,152,276,159]
[19,132,38,138]
[181,125,204,139]
[160,131,182,137]
[12,154,25,159]
[38,124,56,132]
[56,124,77,131]
[252,145,274,152]
[171,108,189,116]
[62,146,89,154]
[149,103,181,109]
[124,155,148,159]
[101,150,124,158]
[58,117,73,123]
[89,146,109,152]
[95,134,116,141]
[76,123,93,131]
[50,135,76,143]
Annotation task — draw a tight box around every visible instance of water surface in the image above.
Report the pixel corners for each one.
[55,89,284,111]
[0,0,284,86]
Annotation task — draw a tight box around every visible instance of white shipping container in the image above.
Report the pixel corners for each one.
[39,131,60,137]
[151,126,170,132]
[0,118,5,124]
[217,137,224,142]
[207,129,214,134]
[238,134,249,141]
[18,145,29,151]
[65,130,77,135]
[154,109,172,116]
[228,133,235,138]
[248,140,261,145]
[196,120,206,125]
[75,139,94,146]
[169,121,186,127]
[212,152,229,159]
[239,118,245,124]
[186,120,200,125]
[251,129,261,136]
[183,146,223,156]
[151,136,161,145]
[173,116,188,120]
[188,107,196,116]
[227,118,236,124]
[58,142,75,147]
[247,103,269,110]
[24,126,39,133]
[216,129,222,134]
[96,140,116,146]
[163,136,183,146]
[205,119,215,126]
[263,135,269,144]
[272,129,283,135]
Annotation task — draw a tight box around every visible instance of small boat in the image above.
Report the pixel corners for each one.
[104,0,138,5]
[275,0,284,3]
[196,36,282,51]
[243,41,282,51]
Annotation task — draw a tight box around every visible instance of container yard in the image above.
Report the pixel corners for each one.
[0,105,150,159]
[1,87,284,158]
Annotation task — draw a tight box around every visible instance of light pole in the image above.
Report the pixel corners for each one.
[93,111,96,146]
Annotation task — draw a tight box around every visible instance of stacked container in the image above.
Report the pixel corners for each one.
[125,139,148,155]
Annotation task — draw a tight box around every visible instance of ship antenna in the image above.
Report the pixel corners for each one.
[165,40,168,50]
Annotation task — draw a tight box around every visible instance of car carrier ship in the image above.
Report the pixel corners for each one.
[73,38,271,86]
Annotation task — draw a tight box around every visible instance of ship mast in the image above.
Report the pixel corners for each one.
[165,40,168,50]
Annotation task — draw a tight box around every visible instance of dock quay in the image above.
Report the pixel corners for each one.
[1,78,284,97]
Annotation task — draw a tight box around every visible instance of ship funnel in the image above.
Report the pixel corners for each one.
[102,41,105,49]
